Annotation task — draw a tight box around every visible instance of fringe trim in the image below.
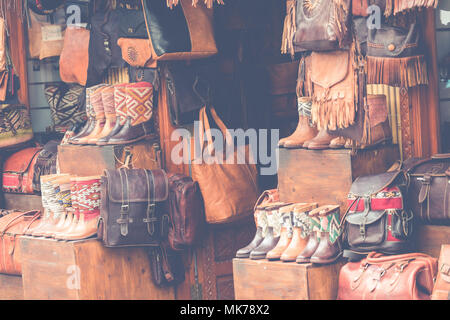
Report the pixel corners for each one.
[384,0,439,16]
[332,0,350,48]
[281,1,296,57]
[311,97,356,131]
[366,55,429,88]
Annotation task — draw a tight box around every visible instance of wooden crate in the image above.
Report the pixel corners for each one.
[0,274,23,300]
[3,193,43,212]
[57,138,160,176]
[416,225,450,258]
[19,237,175,300]
[233,258,344,300]
[278,145,399,211]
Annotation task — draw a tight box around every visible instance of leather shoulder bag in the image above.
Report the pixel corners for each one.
[342,170,414,260]
[432,244,450,300]
[2,146,43,194]
[99,168,169,247]
[402,154,450,225]
[338,251,438,300]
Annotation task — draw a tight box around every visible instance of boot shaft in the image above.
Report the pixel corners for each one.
[75,176,101,218]
[114,83,128,125]
[125,82,154,126]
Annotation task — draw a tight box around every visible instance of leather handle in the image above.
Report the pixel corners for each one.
[366,251,431,264]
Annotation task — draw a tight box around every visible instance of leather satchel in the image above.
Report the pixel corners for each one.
[99,168,170,247]
[342,170,414,260]
[59,26,90,86]
[141,0,218,62]
[167,173,205,251]
[0,210,41,275]
[402,154,450,225]
[432,244,450,300]
[0,105,34,149]
[2,147,43,194]
[338,252,438,300]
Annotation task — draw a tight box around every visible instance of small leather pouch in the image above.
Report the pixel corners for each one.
[117,38,157,68]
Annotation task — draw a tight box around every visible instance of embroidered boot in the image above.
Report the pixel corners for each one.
[279,98,318,148]
[266,204,297,261]
[54,178,80,239]
[296,206,322,263]
[310,205,342,264]
[59,176,101,241]
[280,203,318,262]
[88,86,116,144]
[96,83,128,146]
[107,82,154,145]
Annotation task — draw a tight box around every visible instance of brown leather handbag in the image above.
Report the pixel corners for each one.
[99,168,169,247]
[191,107,259,224]
[59,26,90,86]
[338,252,438,300]
[167,173,205,251]
[432,245,450,300]
[0,210,41,275]
[403,154,450,225]
[2,147,43,194]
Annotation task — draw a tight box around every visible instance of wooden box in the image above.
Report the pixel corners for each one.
[233,258,343,300]
[277,145,399,211]
[19,237,175,300]
[57,138,160,176]
[0,274,23,300]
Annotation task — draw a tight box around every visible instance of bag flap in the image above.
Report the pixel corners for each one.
[346,210,385,225]
[350,171,402,197]
[310,50,349,88]
[368,23,420,57]
[105,169,168,203]
[3,147,43,174]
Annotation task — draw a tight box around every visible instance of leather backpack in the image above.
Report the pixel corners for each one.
[342,170,414,260]
[99,168,169,247]
[2,147,43,194]
[402,154,450,225]
[167,173,205,251]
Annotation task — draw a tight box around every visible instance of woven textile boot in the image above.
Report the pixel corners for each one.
[88,86,116,144]
[280,203,318,262]
[107,82,154,145]
[310,205,342,264]
[96,83,128,145]
[54,178,80,239]
[296,206,323,263]
[266,204,295,261]
[59,176,101,241]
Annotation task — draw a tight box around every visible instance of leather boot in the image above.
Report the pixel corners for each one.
[250,202,290,260]
[280,116,318,149]
[107,82,154,145]
[266,204,296,261]
[329,136,346,149]
[306,129,337,150]
[58,176,101,241]
[296,206,323,263]
[88,86,116,144]
[280,203,318,262]
[96,83,128,146]
[310,205,342,264]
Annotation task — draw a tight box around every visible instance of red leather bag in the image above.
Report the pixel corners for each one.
[338,252,438,300]
[2,147,43,194]
[0,211,41,275]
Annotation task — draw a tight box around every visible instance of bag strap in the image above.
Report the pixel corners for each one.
[144,169,157,236]
[116,168,131,236]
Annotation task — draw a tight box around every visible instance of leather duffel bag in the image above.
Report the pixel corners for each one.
[338,252,438,300]
[402,154,450,225]
[99,168,170,247]
[3,146,43,194]
[0,210,41,275]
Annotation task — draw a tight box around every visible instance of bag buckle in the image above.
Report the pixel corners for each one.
[117,204,133,236]
[143,203,157,236]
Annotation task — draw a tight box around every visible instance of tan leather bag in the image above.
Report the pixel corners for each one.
[59,26,90,85]
[27,10,64,60]
[191,107,259,224]
[117,38,157,68]
[432,245,450,300]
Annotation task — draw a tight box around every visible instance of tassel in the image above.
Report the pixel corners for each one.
[281,1,296,57]
[367,55,428,88]
[385,0,438,16]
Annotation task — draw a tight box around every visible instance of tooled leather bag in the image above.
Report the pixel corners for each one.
[2,147,43,194]
[0,210,41,275]
[167,173,205,251]
[432,245,450,300]
[99,168,169,247]
[402,154,450,225]
[342,170,414,260]
[338,252,438,300]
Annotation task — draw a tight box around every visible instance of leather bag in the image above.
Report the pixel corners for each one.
[59,26,90,86]
[99,168,170,247]
[402,154,450,225]
[0,210,41,275]
[338,252,438,300]
[118,6,148,39]
[147,242,185,287]
[32,140,59,193]
[292,0,351,52]
[0,105,34,149]
[432,244,450,300]
[141,0,218,62]
[191,107,259,224]
[167,173,205,251]
[342,170,414,259]
[2,147,43,194]
[117,38,156,68]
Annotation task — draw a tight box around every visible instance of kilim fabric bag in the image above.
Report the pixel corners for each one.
[0,105,34,149]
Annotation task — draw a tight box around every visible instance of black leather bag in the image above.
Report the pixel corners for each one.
[117,6,148,39]
[147,242,185,287]
[99,168,170,247]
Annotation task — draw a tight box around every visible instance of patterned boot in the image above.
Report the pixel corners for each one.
[107,82,154,145]
[310,205,342,264]
[88,86,116,144]
[54,178,80,239]
[266,204,296,261]
[296,206,322,263]
[59,176,101,241]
